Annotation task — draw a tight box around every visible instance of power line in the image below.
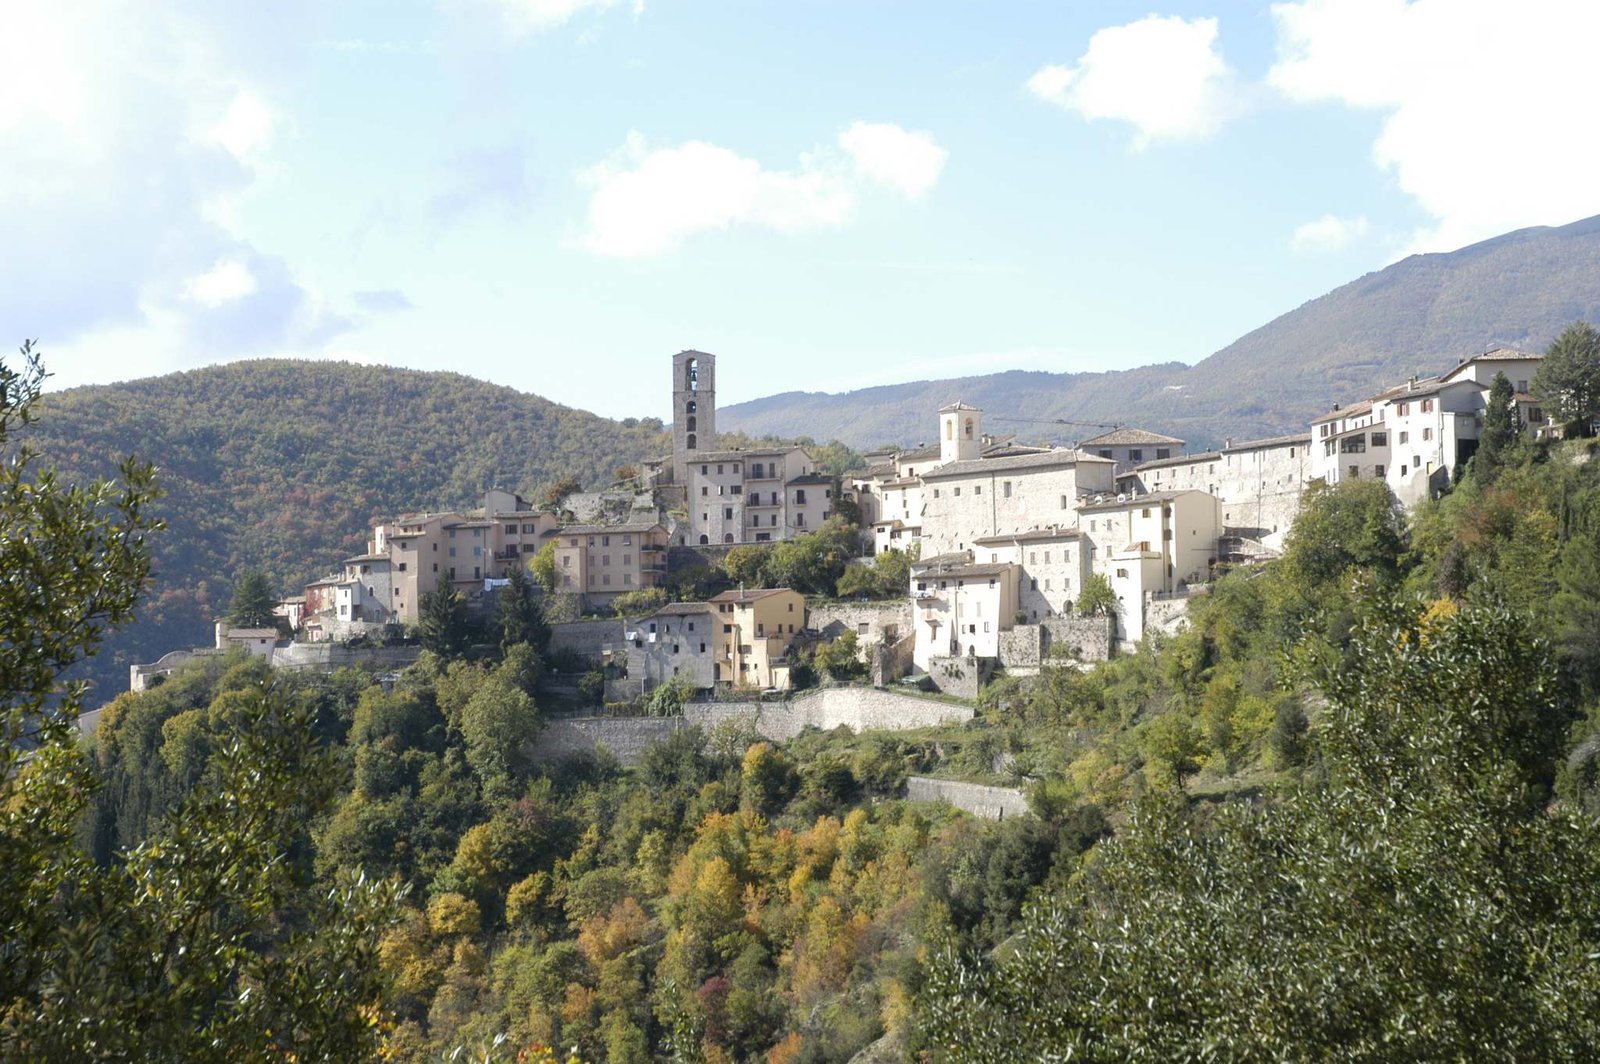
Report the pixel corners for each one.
[987,415,1122,433]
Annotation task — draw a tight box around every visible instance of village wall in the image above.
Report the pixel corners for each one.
[871,634,916,687]
[806,601,912,647]
[1041,614,1114,662]
[905,776,1029,820]
[533,716,685,766]
[924,655,995,699]
[269,643,421,671]
[549,618,625,663]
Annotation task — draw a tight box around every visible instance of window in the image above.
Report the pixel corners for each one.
[505,523,516,534]
[1141,507,1151,518]
[449,547,456,557]
[795,489,807,504]
[623,554,631,565]
[973,484,982,495]
[724,507,733,519]
[1043,551,1050,563]
[1421,398,1434,413]
[1156,448,1171,460]
[1371,432,1387,447]
[1116,568,1128,578]
[795,513,806,527]
[1060,495,1069,509]
[954,487,961,496]
[1003,481,1012,498]
[1129,449,1143,462]
[601,554,610,566]
[602,574,610,585]
[1422,427,1433,441]
[1399,431,1409,444]
[933,489,941,498]
[1376,464,1386,478]
[717,464,724,474]
[1348,465,1359,478]
[701,465,708,475]
[1099,449,1112,459]
[723,624,733,633]
[1340,435,1366,453]
[398,562,407,572]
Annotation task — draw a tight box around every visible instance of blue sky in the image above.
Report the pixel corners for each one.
[10,0,1600,421]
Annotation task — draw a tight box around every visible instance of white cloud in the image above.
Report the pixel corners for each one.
[469,0,632,35]
[1291,213,1370,253]
[1027,15,1237,147]
[839,121,947,199]
[184,259,259,306]
[581,124,945,258]
[1269,0,1600,251]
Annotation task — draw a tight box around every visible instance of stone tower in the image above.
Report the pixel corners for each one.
[939,401,981,466]
[672,350,716,485]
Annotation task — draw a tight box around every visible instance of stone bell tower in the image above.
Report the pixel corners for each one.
[672,350,716,485]
[938,401,981,465]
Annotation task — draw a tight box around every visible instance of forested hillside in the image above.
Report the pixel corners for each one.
[55,427,1600,1061]
[721,214,1600,449]
[30,359,670,699]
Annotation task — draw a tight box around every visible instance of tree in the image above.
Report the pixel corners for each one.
[528,540,559,594]
[610,587,668,617]
[1076,573,1118,618]
[498,564,549,653]
[923,601,1600,1060]
[458,666,540,801]
[419,587,470,658]
[723,545,771,589]
[227,569,278,629]
[0,344,399,1059]
[1473,371,1520,481]
[1533,320,1600,431]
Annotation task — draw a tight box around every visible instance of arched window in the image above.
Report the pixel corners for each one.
[686,400,697,414]
[686,416,696,432]
[699,535,709,545]
[964,418,974,440]
[724,533,734,543]
[686,358,699,391]
[945,421,953,441]
[686,433,696,449]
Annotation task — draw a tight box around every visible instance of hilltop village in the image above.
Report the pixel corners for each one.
[137,346,1555,702]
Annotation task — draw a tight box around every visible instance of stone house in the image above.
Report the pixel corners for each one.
[909,552,1019,670]
[554,521,669,611]
[623,601,717,695]
[1078,427,1184,475]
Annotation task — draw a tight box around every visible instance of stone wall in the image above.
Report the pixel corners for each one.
[905,776,1029,820]
[532,716,685,766]
[871,634,915,688]
[1144,589,1204,640]
[685,686,973,742]
[997,625,1043,670]
[549,618,625,663]
[925,655,995,699]
[806,601,912,649]
[269,643,421,671]
[1041,614,1114,662]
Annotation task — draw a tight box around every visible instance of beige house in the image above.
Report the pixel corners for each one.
[554,521,669,610]
[909,552,1019,670]
[709,587,804,689]
[685,446,827,545]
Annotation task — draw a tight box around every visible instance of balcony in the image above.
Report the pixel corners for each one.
[746,468,781,482]
[746,497,781,508]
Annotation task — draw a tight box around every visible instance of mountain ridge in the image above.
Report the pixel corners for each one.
[719,214,1600,448]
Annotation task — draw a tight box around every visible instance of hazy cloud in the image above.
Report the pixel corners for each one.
[353,289,417,312]
[1291,213,1371,253]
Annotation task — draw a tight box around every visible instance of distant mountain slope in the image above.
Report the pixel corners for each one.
[721,215,1600,448]
[31,360,668,701]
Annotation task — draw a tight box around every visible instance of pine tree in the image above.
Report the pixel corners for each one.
[1473,371,1520,482]
[497,564,549,653]
[418,587,469,658]
[1533,320,1600,431]
[227,569,278,628]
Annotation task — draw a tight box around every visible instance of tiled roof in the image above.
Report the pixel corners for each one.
[652,601,713,616]
[1312,399,1373,424]
[1078,489,1207,513]
[914,560,1016,579]
[1136,450,1221,470]
[691,447,806,461]
[1224,432,1312,451]
[898,444,942,462]
[939,401,981,413]
[973,526,1081,545]
[710,587,798,603]
[558,521,664,535]
[1079,427,1185,447]
[786,473,833,485]
[921,448,1112,479]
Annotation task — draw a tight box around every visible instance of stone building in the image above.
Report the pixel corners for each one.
[1077,489,1222,642]
[1078,427,1184,475]
[1124,432,1312,552]
[622,601,717,696]
[972,526,1088,622]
